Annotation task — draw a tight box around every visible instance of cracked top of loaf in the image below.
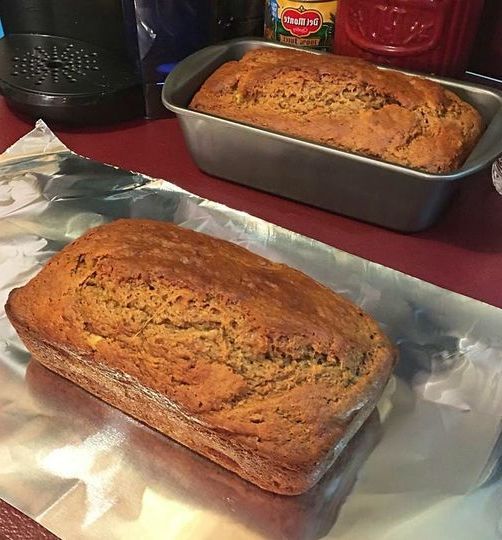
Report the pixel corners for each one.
[190,48,484,173]
[7,219,395,471]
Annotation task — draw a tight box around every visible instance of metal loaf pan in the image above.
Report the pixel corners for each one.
[162,39,502,232]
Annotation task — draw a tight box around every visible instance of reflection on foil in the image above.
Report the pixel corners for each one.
[0,173,48,218]
[0,121,501,540]
[39,425,126,528]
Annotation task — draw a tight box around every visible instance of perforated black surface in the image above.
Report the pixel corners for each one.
[0,33,143,123]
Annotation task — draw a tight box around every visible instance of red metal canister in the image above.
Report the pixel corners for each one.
[333,0,485,77]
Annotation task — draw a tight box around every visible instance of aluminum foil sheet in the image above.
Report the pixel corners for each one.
[0,121,501,540]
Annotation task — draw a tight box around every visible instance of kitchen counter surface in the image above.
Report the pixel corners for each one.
[1,100,501,307]
[0,96,501,538]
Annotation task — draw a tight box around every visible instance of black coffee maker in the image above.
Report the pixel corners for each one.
[0,0,145,123]
[0,0,264,124]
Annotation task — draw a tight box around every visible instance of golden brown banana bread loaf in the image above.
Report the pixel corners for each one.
[6,218,396,495]
[190,47,484,173]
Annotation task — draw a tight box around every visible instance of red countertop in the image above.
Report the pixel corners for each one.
[0,95,501,536]
[1,98,501,307]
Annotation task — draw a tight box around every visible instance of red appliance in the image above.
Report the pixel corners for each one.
[333,0,485,77]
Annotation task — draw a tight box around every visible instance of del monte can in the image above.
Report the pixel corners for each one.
[265,0,338,51]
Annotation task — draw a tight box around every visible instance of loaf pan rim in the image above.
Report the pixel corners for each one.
[162,37,502,181]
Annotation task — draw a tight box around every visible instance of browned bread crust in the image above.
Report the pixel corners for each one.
[190,48,484,173]
[6,218,396,494]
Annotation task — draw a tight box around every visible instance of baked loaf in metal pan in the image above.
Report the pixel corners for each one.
[190,48,484,174]
[6,219,396,494]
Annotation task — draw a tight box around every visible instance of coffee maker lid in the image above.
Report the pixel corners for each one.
[0,33,143,123]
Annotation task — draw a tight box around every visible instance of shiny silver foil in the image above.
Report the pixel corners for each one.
[0,121,501,540]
